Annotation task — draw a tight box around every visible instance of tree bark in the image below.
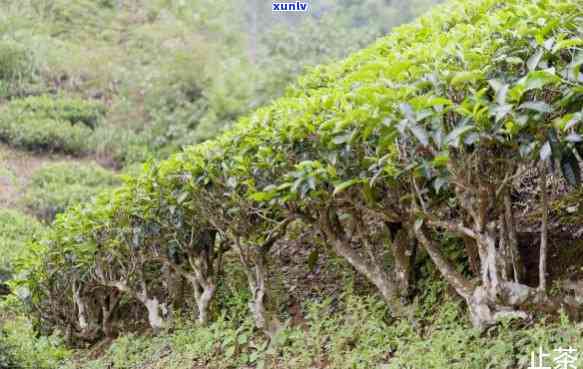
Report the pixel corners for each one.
[141,296,167,333]
[72,283,102,341]
[234,238,282,339]
[95,275,168,333]
[249,252,281,339]
[319,208,405,315]
[414,225,534,329]
[187,230,220,325]
[186,275,216,325]
[197,283,215,325]
[163,238,220,327]
[463,236,480,276]
[539,169,549,294]
[503,191,523,282]
[414,226,473,299]
[99,289,120,338]
[73,284,89,332]
[391,226,416,297]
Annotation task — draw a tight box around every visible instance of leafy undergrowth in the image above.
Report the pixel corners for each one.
[3,258,583,369]
[0,315,70,369]
[53,287,583,369]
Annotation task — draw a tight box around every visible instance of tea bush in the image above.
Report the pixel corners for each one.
[21,162,119,222]
[8,95,105,129]
[0,96,105,154]
[88,126,153,167]
[0,116,90,154]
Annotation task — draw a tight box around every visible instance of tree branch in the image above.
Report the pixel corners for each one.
[414,225,474,299]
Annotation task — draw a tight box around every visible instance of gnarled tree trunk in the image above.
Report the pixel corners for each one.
[185,274,216,325]
[390,224,416,298]
[98,289,121,338]
[163,229,224,325]
[234,238,282,339]
[72,283,102,342]
[140,295,167,333]
[319,207,406,316]
[94,262,168,333]
[415,224,533,330]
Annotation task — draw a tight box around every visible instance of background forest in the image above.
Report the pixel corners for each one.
[2,1,583,369]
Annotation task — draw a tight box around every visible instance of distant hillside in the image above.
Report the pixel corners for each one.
[0,0,441,167]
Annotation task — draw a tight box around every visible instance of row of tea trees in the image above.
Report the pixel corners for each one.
[12,0,583,344]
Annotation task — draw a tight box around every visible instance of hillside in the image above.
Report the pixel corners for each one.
[2,0,583,368]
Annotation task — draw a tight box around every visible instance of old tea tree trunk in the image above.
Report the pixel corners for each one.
[411,154,557,330]
[230,217,295,340]
[318,206,407,317]
[159,229,225,325]
[233,236,283,340]
[95,256,168,333]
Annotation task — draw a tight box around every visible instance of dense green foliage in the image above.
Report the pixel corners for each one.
[0,116,91,155]
[0,39,31,98]
[9,95,105,129]
[0,209,44,271]
[21,162,120,221]
[0,96,104,154]
[0,329,20,369]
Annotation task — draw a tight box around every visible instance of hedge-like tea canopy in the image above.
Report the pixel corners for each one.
[16,0,583,339]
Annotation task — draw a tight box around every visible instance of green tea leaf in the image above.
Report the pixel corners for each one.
[527,49,544,71]
[451,70,484,86]
[520,102,552,113]
[333,179,362,196]
[409,125,429,146]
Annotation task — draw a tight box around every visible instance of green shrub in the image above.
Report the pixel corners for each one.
[0,95,105,154]
[0,209,44,271]
[89,126,153,166]
[0,116,91,154]
[8,95,105,129]
[0,39,36,99]
[21,162,120,222]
